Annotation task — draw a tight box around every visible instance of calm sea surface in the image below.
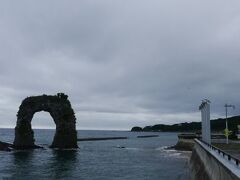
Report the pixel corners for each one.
[0,129,190,180]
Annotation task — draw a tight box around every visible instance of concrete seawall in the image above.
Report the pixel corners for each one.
[190,139,240,180]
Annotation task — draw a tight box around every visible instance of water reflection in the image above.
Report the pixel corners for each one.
[13,150,34,162]
[11,150,34,178]
[8,148,78,179]
[46,150,78,179]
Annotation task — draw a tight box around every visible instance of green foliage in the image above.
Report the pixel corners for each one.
[57,93,68,100]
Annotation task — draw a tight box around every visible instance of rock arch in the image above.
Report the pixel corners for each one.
[13,93,78,149]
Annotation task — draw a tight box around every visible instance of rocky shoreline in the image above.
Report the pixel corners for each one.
[0,141,13,151]
[167,133,197,151]
[170,139,195,151]
[0,140,44,151]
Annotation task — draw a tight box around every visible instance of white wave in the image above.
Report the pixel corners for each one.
[155,146,190,159]
[155,146,169,151]
[163,152,182,157]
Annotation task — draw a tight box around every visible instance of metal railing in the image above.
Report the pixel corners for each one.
[198,139,240,166]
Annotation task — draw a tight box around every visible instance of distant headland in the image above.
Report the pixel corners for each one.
[131,115,240,135]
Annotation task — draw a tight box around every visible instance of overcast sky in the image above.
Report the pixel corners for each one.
[0,0,240,130]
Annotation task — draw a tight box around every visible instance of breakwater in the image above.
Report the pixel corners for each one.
[77,135,159,141]
[77,137,128,141]
[190,139,240,180]
[137,135,159,138]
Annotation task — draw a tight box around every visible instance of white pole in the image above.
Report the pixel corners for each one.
[199,100,211,144]
[225,105,228,144]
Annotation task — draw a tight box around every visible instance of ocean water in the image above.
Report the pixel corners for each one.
[0,129,190,180]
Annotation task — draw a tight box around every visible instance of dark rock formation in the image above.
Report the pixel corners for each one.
[171,140,194,151]
[168,134,197,151]
[13,93,78,149]
[131,126,143,132]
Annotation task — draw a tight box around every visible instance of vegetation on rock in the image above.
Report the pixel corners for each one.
[131,126,143,131]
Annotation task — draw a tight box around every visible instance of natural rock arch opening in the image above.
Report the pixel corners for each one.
[31,111,56,130]
[13,93,78,149]
[31,112,56,144]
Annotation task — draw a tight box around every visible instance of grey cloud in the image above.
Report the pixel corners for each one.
[0,0,240,129]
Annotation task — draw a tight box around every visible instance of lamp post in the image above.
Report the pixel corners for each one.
[224,104,235,144]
